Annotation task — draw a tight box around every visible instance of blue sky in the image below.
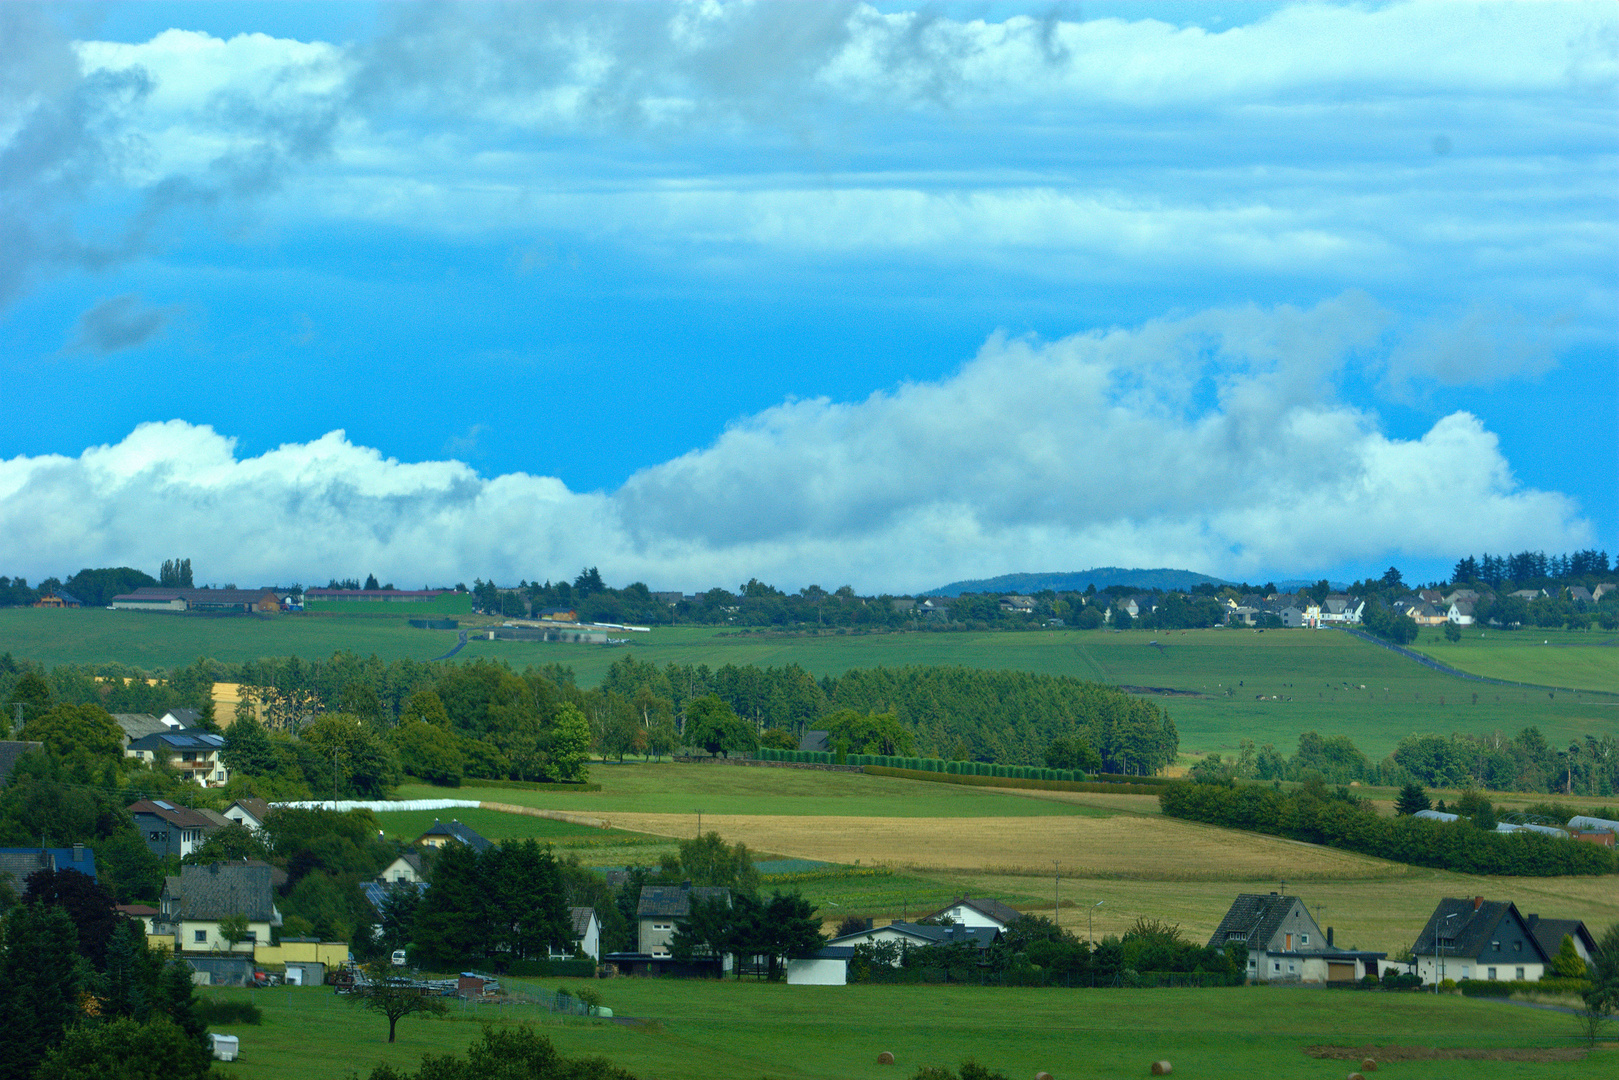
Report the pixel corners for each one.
[1,1,1614,593]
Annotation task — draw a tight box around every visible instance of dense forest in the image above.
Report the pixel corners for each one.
[0,650,1178,777]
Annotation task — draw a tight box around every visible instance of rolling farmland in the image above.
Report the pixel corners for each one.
[5,608,1613,757]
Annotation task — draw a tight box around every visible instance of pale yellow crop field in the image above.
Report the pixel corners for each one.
[601,810,1399,880]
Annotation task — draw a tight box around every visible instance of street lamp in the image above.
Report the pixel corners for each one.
[1435,912,1457,994]
[1088,900,1104,944]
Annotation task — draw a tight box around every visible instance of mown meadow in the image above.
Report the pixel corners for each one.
[204,978,1612,1080]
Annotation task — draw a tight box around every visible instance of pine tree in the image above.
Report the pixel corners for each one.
[0,904,83,1080]
[155,956,209,1053]
[1394,782,1431,816]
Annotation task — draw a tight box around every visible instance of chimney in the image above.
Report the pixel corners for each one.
[73,843,84,862]
[1472,896,1483,911]
[1327,927,1334,947]
[1527,914,1539,928]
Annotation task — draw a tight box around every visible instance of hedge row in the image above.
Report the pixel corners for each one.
[862,765,1165,796]
[475,778,602,793]
[1159,782,1617,877]
[760,747,1091,782]
[1457,977,1592,998]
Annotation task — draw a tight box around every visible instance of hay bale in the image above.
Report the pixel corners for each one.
[1036,1073,1053,1080]
[1150,1062,1172,1076]
[1361,1060,1377,1072]
[1347,1073,1365,1080]
[877,1052,895,1066]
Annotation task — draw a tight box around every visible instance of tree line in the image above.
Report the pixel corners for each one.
[1189,726,1619,797]
[0,868,214,1080]
[1160,776,1617,876]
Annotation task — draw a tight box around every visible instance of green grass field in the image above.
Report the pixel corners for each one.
[6,610,1614,757]
[1407,628,1619,695]
[206,978,1611,1080]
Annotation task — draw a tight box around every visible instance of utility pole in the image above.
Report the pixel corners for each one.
[1053,861,1060,928]
[1088,899,1104,944]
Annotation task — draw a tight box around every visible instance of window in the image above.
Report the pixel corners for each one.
[1492,941,1500,952]
[1287,963,1296,973]
[194,930,207,943]
[1487,967,1497,980]
[1301,934,1309,946]
[1515,967,1525,980]
[1273,962,1280,972]
[1513,941,1522,952]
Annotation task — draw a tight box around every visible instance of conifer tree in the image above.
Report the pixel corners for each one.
[1394,782,1431,816]
[0,904,82,1080]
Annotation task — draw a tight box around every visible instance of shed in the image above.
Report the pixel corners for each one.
[209,1034,239,1062]
[787,945,854,985]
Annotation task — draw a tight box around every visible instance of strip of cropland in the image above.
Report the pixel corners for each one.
[396,764,1619,956]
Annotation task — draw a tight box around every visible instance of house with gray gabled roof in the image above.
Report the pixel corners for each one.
[1410,896,1549,985]
[414,819,490,853]
[160,861,282,958]
[223,798,271,833]
[1208,892,1383,983]
[0,844,98,894]
[923,895,1023,931]
[112,713,168,749]
[827,920,1001,961]
[1525,913,1600,970]
[636,884,732,958]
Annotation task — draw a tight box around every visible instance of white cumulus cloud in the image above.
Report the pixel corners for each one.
[2,296,1590,591]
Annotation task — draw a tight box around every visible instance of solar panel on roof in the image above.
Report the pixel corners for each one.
[154,800,173,810]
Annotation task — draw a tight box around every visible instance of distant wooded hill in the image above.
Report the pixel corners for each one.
[927,567,1230,597]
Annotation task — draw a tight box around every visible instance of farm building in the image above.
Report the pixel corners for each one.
[33,590,82,608]
[112,587,282,613]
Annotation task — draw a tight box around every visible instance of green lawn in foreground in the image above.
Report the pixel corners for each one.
[396,765,1112,819]
[207,979,1609,1080]
[6,611,1613,758]
[1406,628,1619,695]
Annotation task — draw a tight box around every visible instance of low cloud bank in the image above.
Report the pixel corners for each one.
[1,297,1589,591]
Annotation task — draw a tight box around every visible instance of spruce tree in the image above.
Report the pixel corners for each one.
[0,904,82,1080]
[1395,782,1431,816]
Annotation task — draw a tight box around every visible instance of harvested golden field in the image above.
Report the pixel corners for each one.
[600,810,1399,880]
[945,868,1619,955]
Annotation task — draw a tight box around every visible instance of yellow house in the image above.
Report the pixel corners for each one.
[160,862,281,956]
